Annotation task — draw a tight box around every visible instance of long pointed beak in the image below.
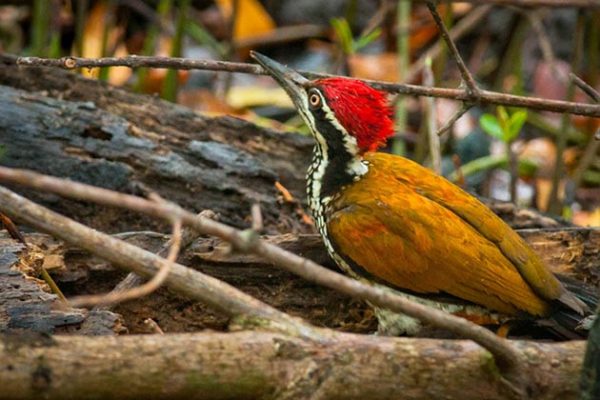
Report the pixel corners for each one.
[250,51,310,111]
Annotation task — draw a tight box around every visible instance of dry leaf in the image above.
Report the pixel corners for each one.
[348,53,398,82]
[226,86,292,109]
[215,0,275,42]
[519,138,556,179]
[79,1,130,84]
[138,37,189,93]
[572,208,600,227]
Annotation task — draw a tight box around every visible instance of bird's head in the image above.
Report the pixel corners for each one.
[251,52,394,155]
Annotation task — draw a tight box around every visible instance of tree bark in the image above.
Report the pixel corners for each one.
[0,56,312,234]
[0,331,585,400]
[0,233,122,335]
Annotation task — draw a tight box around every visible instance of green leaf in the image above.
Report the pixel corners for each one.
[497,106,509,124]
[331,18,354,55]
[506,110,527,142]
[517,157,538,178]
[583,169,600,185]
[480,114,504,141]
[448,154,538,182]
[353,28,381,52]
[496,106,510,139]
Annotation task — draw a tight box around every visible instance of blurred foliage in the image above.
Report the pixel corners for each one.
[0,1,597,224]
[480,107,527,144]
[330,17,380,56]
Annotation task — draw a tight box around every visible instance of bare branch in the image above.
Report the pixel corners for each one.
[94,210,214,312]
[405,5,493,83]
[0,168,527,382]
[0,185,319,341]
[425,1,480,96]
[570,73,600,103]
[10,55,600,118]
[68,217,182,308]
[437,103,473,136]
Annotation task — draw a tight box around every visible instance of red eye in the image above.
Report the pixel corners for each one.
[309,92,321,109]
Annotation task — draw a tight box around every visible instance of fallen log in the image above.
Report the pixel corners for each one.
[0,331,585,400]
[0,57,312,233]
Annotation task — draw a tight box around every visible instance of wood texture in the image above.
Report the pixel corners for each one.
[0,234,122,335]
[0,331,585,400]
[0,58,312,234]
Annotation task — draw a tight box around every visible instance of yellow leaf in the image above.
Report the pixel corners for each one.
[78,1,130,84]
[215,0,275,41]
[226,86,292,109]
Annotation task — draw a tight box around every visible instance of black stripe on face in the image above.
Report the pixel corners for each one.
[310,103,357,198]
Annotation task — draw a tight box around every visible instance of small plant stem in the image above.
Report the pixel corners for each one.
[98,0,117,81]
[40,267,68,303]
[493,15,528,92]
[507,141,518,204]
[135,0,173,92]
[547,11,584,215]
[424,59,441,173]
[74,0,89,58]
[392,0,412,155]
[161,0,189,101]
[30,0,50,56]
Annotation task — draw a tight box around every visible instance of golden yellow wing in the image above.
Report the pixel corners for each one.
[327,153,581,316]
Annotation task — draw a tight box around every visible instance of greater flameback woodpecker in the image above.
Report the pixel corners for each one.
[251,52,596,338]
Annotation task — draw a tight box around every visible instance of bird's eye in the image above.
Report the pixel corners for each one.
[308,91,321,109]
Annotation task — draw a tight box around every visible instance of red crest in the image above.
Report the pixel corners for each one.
[316,77,394,152]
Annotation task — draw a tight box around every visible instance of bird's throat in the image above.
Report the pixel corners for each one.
[306,142,367,229]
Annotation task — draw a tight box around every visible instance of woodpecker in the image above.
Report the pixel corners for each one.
[251,52,596,337]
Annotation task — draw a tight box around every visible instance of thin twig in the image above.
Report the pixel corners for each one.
[436,103,473,136]
[525,9,556,63]
[425,1,480,96]
[69,217,183,308]
[143,318,165,334]
[360,0,394,38]
[569,73,600,186]
[0,168,527,381]
[251,203,263,233]
[404,5,493,83]
[40,266,68,302]
[570,72,600,102]
[9,55,600,118]
[96,209,217,312]
[0,211,27,245]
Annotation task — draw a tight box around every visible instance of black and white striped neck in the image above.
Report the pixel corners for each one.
[306,139,368,228]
